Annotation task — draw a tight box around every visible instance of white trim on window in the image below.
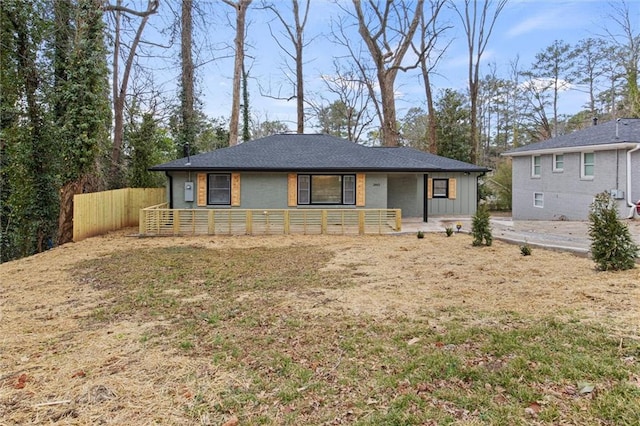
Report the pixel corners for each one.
[531,155,541,177]
[553,153,564,172]
[534,192,544,208]
[581,152,595,180]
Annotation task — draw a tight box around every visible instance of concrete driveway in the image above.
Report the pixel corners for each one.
[403,216,640,255]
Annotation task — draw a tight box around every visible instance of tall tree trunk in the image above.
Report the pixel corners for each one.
[352,0,424,147]
[379,73,400,147]
[225,0,252,145]
[181,0,195,152]
[293,0,305,133]
[422,61,437,153]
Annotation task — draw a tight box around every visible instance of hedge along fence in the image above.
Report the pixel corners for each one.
[73,187,165,242]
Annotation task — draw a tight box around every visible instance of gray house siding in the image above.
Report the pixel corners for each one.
[365,173,388,209]
[512,149,638,220]
[165,171,482,219]
[240,173,288,209]
[427,172,480,217]
[388,174,420,217]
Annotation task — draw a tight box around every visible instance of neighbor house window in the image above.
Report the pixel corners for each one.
[207,174,231,205]
[532,155,541,177]
[432,179,449,198]
[534,192,544,208]
[553,154,564,172]
[581,152,595,179]
[297,174,356,205]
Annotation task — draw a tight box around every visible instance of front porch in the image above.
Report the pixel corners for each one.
[139,204,402,236]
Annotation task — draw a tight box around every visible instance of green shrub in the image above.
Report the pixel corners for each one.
[445,226,454,237]
[588,192,639,271]
[417,230,424,239]
[471,204,492,246]
[520,243,532,256]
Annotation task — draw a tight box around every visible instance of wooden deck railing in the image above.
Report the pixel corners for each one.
[139,207,402,236]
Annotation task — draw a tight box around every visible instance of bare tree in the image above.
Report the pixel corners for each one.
[350,0,425,147]
[222,0,252,145]
[605,0,640,117]
[310,60,376,142]
[262,0,312,133]
[413,0,450,153]
[105,0,159,186]
[449,0,507,164]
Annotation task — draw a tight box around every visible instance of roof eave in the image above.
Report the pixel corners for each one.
[150,166,489,173]
[502,142,640,157]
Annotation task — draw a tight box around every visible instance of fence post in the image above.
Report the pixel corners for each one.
[246,210,253,235]
[139,208,146,235]
[358,210,365,235]
[208,210,215,234]
[321,210,328,234]
[173,210,181,235]
[395,209,402,231]
[283,210,290,234]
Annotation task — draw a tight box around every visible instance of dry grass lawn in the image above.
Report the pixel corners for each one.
[1,229,639,425]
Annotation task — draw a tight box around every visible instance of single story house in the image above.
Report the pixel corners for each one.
[503,118,640,220]
[150,133,489,222]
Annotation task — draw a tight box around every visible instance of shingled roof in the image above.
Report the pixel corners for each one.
[504,118,640,156]
[151,133,488,173]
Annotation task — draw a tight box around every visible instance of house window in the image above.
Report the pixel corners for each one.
[581,152,595,179]
[432,179,449,198]
[531,155,541,177]
[208,174,231,205]
[297,174,356,205]
[534,192,544,208]
[298,175,310,204]
[553,154,564,172]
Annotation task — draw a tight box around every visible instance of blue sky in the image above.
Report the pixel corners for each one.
[143,0,637,130]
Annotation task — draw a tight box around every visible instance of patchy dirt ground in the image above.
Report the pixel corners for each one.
[1,230,639,424]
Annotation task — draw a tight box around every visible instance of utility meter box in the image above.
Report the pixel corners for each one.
[609,189,625,200]
[184,182,194,202]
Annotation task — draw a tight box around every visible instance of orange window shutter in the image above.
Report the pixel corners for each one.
[197,173,207,206]
[356,173,366,206]
[231,173,241,206]
[448,178,457,199]
[287,173,297,207]
[427,178,433,199]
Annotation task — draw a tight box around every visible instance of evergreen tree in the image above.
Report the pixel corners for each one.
[588,192,639,271]
[435,89,472,163]
[1,2,59,260]
[57,0,111,244]
[125,113,171,188]
[471,204,493,247]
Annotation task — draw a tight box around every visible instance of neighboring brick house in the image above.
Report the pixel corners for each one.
[503,118,640,220]
[150,133,489,221]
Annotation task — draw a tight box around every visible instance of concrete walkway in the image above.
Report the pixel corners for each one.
[401,216,640,255]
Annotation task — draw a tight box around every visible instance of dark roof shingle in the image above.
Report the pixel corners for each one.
[504,118,640,155]
[151,133,488,172]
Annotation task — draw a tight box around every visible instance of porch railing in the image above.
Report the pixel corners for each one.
[139,206,402,236]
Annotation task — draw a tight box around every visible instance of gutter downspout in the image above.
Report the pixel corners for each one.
[626,143,640,219]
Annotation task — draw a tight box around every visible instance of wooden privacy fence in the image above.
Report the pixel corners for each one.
[73,188,165,242]
[139,207,402,236]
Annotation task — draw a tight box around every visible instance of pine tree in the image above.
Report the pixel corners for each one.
[588,192,639,271]
[471,204,493,246]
